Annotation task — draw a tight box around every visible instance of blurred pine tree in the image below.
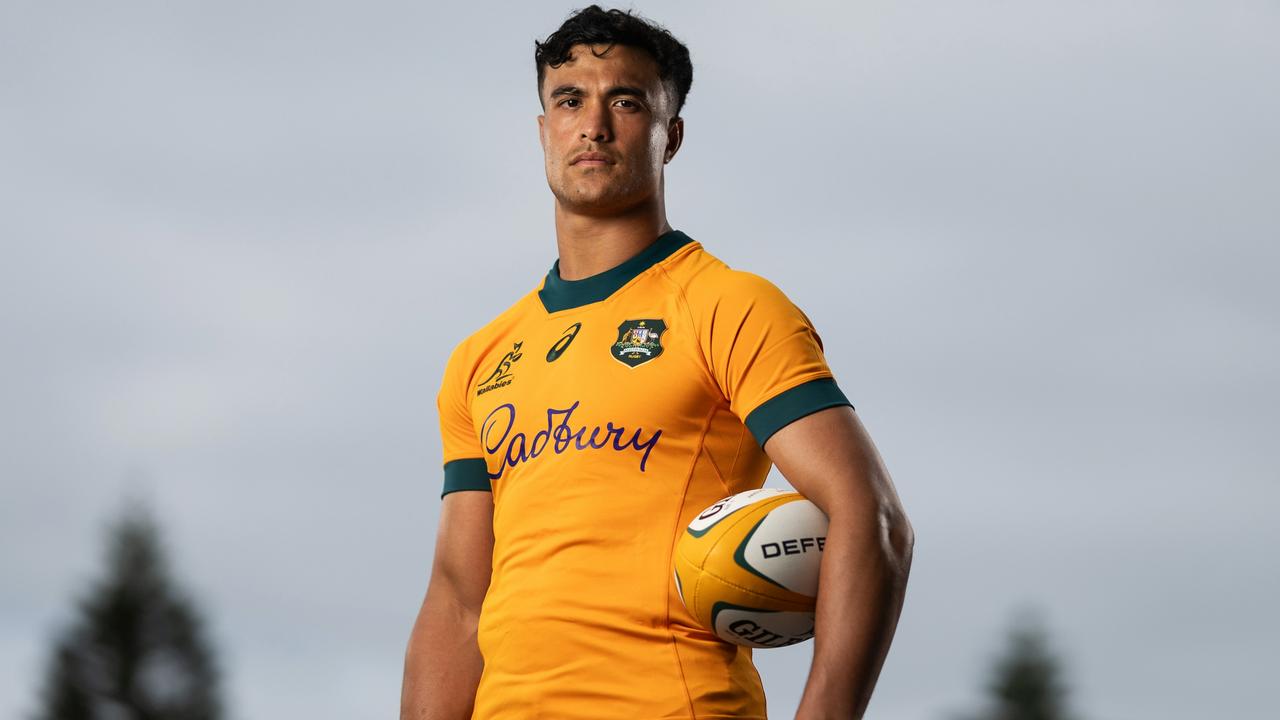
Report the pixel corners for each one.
[32,500,223,720]
[952,608,1079,720]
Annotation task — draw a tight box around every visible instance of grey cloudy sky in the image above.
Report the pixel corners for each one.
[2,1,1277,718]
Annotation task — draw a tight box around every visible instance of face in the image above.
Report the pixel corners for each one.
[537,43,683,216]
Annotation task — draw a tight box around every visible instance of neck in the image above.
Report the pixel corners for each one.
[553,193,671,281]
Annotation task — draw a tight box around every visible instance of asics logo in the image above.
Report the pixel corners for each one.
[545,323,582,362]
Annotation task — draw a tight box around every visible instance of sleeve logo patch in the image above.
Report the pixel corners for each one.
[611,319,666,368]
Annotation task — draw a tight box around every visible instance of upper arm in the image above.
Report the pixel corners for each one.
[764,406,913,551]
[430,340,494,612]
[429,490,494,615]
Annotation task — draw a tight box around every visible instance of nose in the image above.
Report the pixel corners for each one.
[579,99,612,143]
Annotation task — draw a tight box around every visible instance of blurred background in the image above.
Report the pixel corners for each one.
[2,1,1277,718]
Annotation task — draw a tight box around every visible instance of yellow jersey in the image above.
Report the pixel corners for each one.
[436,229,851,719]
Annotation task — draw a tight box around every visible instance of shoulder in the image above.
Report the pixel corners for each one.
[661,241,807,320]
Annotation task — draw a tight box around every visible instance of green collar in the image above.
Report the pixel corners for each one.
[538,229,694,313]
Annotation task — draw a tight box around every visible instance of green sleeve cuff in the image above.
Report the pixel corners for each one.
[441,458,491,498]
[743,377,853,447]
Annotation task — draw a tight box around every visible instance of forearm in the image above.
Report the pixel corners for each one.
[795,502,913,719]
[400,583,484,720]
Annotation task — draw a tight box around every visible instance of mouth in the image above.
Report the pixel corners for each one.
[571,152,615,166]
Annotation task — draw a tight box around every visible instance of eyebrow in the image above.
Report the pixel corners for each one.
[548,84,650,102]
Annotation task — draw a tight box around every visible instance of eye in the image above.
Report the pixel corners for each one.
[615,99,639,110]
[558,97,581,108]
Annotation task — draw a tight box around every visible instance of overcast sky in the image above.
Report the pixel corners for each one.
[2,1,1277,718]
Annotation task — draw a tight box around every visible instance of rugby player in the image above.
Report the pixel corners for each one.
[401,6,913,719]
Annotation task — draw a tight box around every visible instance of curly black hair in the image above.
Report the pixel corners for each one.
[534,5,693,118]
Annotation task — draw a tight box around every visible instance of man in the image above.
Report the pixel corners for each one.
[401,6,913,719]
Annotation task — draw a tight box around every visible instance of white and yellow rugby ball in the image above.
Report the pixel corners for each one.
[673,488,829,648]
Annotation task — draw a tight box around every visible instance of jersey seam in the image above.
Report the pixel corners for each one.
[701,445,732,497]
[655,263,727,404]
[664,401,721,720]
[726,419,748,482]
[699,440,730,496]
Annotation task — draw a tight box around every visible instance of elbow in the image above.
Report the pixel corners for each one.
[880,505,914,576]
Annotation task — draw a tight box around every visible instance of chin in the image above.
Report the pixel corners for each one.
[553,181,639,214]
[560,191,645,217]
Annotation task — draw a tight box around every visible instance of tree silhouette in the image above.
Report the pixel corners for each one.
[954,608,1079,720]
[32,500,223,720]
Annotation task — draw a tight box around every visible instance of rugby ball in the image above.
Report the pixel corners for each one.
[673,488,829,648]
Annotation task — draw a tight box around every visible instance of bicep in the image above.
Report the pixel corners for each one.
[429,490,494,614]
[763,405,909,533]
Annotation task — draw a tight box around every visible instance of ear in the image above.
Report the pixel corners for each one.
[537,114,546,149]
[663,116,684,164]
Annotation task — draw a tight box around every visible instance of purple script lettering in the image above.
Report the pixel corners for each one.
[480,401,662,481]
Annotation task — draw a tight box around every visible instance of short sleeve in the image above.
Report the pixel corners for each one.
[437,341,490,498]
[694,270,853,447]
